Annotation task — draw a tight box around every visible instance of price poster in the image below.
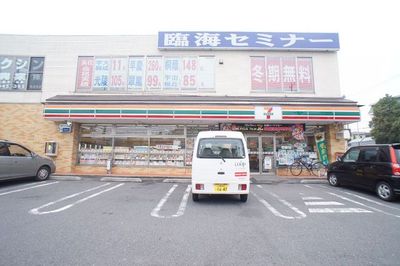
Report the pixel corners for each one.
[146,57,163,89]
[181,56,197,90]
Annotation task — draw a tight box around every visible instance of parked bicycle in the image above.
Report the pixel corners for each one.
[289,155,327,177]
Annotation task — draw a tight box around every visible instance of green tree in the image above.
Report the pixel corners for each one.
[370,94,400,144]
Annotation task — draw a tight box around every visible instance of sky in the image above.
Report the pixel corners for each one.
[1,0,399,132]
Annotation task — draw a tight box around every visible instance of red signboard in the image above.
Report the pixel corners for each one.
[297,57,314,92]
[250,57,266,91]
[281,57,297,92]
[266,57,282,92]
[76,57,94,90]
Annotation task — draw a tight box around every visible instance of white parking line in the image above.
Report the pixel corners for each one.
[151,184,191,218]
[29,183,124,215]
[305,201,344,206]
[342,191,400,212]
[328,192,400,218]
[302,197,323,200]
[309,208,372,213]
[313,184,400,218]
[251,191,295,219]
[253,185,306,219]
[0,182,59,196]
[174,185,191,218]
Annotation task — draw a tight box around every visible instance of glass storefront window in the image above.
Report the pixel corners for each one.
[80,124,113,136]
[150,125,184,136]
[149,138,185,167]
[115,125,148,136]
[113,137,149,166]
[78,137,112,165]
[186,125,218,137]
[275,131,317,167]
[77,124,227,167]
[185,137,195,166]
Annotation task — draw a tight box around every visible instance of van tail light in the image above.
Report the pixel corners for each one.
[238,184,247,191]
[195,184,204,190]
[389,147,400,176]
[235,172,248,177]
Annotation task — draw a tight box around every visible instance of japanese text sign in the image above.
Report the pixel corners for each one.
[159,32,340,51]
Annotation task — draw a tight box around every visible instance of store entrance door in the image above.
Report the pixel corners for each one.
[246,135,275,174]
[246,137,259,173]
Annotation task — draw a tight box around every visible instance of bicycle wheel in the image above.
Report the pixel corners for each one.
[311,162,327,177]
[289,161,303,176]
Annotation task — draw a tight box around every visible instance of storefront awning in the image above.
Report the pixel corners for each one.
[43,95,361,124]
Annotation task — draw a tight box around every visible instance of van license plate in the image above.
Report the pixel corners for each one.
[214,184,228,192]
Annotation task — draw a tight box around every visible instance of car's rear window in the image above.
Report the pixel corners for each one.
[393,145,400,163]
[197,138,245,159]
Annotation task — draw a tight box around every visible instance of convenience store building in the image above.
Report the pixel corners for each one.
[0,32,360,177]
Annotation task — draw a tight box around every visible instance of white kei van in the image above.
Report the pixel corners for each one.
[191,131,250,202]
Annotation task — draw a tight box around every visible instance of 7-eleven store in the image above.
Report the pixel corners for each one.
[43,95,360,177]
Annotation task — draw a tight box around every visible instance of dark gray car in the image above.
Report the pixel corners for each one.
[0,140,56,181]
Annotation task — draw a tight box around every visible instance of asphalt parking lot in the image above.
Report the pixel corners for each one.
[1,178,400,265]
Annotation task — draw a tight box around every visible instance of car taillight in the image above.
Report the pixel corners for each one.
[195,184,204,190]
[389,147,400,176]
[235,172,247,177]
[238,184,247,190]
[393,164,400,176]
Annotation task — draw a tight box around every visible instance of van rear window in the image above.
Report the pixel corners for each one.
[197,138,245,159]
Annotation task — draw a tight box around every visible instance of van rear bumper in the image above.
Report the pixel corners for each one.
[191,181,249,194]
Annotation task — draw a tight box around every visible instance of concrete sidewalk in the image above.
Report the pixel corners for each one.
[50,174,327,184]
[250,174,327,184]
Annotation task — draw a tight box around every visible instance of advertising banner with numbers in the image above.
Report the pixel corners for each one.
[164,57,180,90]
[0,56,14,90]
[198,57,215,89]
[251,57,266,91]
[281,57,297,92]
[146,57,163,89]
[76,57,94,90]
[181,57,197,90]
[93,58,110,90]
[110,57,127,90]
[297,57,314,92]
[75,56,215,92]
[128,57,144,91]
[13,57,29,90]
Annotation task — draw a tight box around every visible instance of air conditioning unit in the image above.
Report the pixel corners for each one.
[336,129,351,140]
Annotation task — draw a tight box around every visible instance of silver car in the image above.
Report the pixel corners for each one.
[0,140,56,181]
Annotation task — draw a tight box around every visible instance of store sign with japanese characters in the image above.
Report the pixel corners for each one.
[158,32,339,51]
[251,57,314,93]
[76,56,215,92]
[0,56,44,90]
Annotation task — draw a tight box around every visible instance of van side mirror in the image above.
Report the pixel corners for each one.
[336,156,342,162]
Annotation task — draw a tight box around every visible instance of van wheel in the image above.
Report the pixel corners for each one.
[376,181,394,201]
[240,194,248,202]
[35,166,50,181]
[192,193,199,202]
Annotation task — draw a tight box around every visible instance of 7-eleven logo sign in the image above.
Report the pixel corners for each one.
[255,106,282,120]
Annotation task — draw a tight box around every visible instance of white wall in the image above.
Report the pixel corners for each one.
[0,34,342,103]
